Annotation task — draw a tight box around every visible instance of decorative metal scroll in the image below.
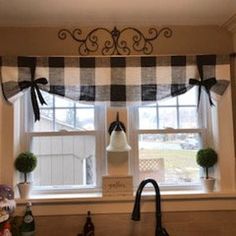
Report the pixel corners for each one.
[58,26,172,55]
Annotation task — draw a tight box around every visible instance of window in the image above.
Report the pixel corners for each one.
[130,88,206,188]
[24,91,105,192]
[19,85,233,194]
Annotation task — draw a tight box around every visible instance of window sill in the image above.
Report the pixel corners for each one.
[15,190,236,216]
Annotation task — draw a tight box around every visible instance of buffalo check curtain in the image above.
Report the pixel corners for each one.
[0,55,230,121]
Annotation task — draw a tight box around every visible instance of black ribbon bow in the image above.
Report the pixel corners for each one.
[19,65,48,121]
[189,58,217,107]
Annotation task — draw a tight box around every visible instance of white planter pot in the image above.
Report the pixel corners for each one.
[17,182,32,199]
[201,177,216,192]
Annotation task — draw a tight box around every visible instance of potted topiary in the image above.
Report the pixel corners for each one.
[14,152,37,199]
[196,147,218,192]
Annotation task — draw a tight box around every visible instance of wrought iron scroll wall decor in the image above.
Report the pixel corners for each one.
[58,26,172,56]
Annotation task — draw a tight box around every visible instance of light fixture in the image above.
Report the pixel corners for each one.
[106,113,131,152]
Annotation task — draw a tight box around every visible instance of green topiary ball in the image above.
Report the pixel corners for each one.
[196,148,218,168]
[14,152,37,174]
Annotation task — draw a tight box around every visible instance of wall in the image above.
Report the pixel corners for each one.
[0,25,235,235]
[0,93,14,184]
[233,33,236,186]
[0,25,233,183]
[15,211,236,236]
[232,34,236,153]
[0,26,233,56]
[233,33,236,48]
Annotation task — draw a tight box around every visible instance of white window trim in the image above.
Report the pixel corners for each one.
[210,88,236,191]
[19,93,106,194]
[128,94,206,189]
[1,82,234,216]
[128,87,235,192]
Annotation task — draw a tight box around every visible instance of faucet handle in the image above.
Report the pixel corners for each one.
[157,227,169,236]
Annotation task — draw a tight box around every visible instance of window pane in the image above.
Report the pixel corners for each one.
[138,133,201,185]
[32,135,96,188]
[179,107,198,128]
[39,91,53,108]
[178,88,197,105]
[55,109,75,130]
[76,109,95,130]
[33,94,96,132]
[138,107,157,129]
[34,109,54,131]
[158,97,177,106]
[159,107,177,129]
[76,103,94,108]
[55,96,74,108]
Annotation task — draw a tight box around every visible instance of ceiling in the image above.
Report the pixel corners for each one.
[0,0,235,27]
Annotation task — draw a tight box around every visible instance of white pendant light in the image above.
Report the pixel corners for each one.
[106,113,131,152]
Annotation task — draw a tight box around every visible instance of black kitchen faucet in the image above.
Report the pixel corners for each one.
[131,179,169,236]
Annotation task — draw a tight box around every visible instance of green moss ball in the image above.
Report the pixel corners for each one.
[14,152,37,173]
[196,148,217,168]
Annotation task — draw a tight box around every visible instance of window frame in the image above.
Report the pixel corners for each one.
[5,85,236,214]
[22,92,106,194]
[129,88,208,190]
[10,82,235,199]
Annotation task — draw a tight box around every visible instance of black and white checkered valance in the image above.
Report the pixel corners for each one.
[0,55,230,121]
